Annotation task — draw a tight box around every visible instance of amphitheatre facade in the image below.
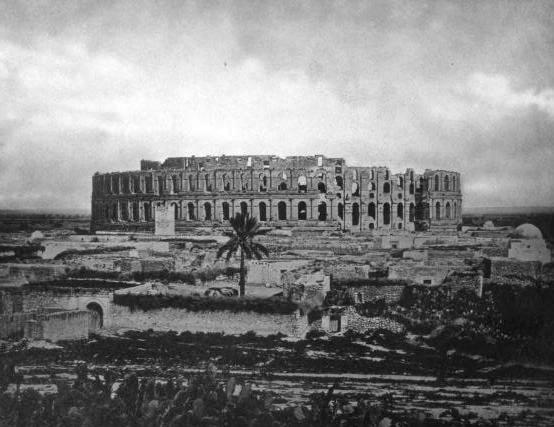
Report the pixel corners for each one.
[91,155,462,233]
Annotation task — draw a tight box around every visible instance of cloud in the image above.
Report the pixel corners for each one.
[467,72,554,118]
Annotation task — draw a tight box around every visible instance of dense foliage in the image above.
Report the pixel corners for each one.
[53,246,134,260]
[113,293,299,314]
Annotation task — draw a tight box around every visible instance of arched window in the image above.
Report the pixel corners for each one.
[385,170,389,180]
[352,182,360,197]
[444,175,450,191]
[410,170,414,181]
[298,175,307,192]
[189,174,195,191]
[298,201,307,220]
[259,202,267,221]
[397,203,403,218]
[370,170,374,180]
[409,183,414,195]
[435,202,441,220]
[144,202,152,221]
[240,201,248,215]
[454,202,457,219]
[278,182,287,191]
[278,201,287,220]
[352,203,359,226]
[318,182,326,193]
[368,202,376,219]
[133,202,140,222]
[445,202,451,219]
[188,202,196,220]
[434,175,439,191]
[453,176,457,192]
[383,203,391,225]
[111,204,118,222]
[338,203,344,219]
[222,202,230,220]
[369,223,374,230]
[120,203,128,221]
[409,203,415,222]
[171,202,179,220]
[204,202,212,220]
[259,174,268,191]
[399,177,403,188]
[383,182,390,193]
[157,177,164,194]
[240,173,248,191]
[370,182,376,191]
[335,176,343,189]
[172,175,179,193]
[318,202,327,221]
[205,174,212,192]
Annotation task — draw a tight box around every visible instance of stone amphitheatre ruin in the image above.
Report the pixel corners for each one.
[91,155,462,233]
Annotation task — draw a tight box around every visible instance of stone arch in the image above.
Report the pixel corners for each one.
[259,202,267,221]
[222,202,230,220]
[297,201,307,220]
[86,302,103,330]
[170,202,179,220]
[318,202,327,221]
[276,201,286,220]
[187,202,196,220]
[383,203,391,225]
[318,181,327,193]
[240,201,248,215]
[383,182,390,193]
[445,202,451,219]
[298,175,307,193]
[259,173,268,191]
[444,175,450,191]
[435,201,441,220]
[434,174,439,191]
[278,181,288,191]
[368,202,376,219]
[204,174,212,192]
[204,202,212,220]
[352,203,360,226]
[397,203,403,218]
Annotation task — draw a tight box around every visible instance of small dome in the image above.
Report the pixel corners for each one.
[512,223,543,240]
[30,230,45,241]
[483,220,495,229]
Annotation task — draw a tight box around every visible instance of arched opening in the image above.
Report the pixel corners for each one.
[434,175,439,191]
[189,174,195,191]
[188,202,196,220]
[298,175,307,193]
[144,203,152,221]
[397,203,403,219]
[318,202,327,221]
[318,181,326,193]
[416,202,425,220]
[172,175,179,193]
[335,176,343,189]
[120,203,129,221]
[338,203,344,219]
[383,182,390,193]
[384,203,391,225]
[158,177,164,195]
[111,204,118,222]
[204,202,212,220]
[369,223,375,230]
[352,203,360,226]
[352,182,360,197]
[368,202,376,219]
[259,202,267,221]
[409,203,415,222]
[86,302,103,330]
[171,203,179,220]
[222,202,230,220]
[453,176,456,192]
[205,174,212,192]
[278,201,287,220]
[435,202,441,220]
[399,177,404,188]
[133,202,139,222]
[298,201,307,220]
[240,202,248,215]
[409,183,414,195]
[444,175,450,191]
[370,182,376,191]
[278,182,288,191]
[445,202,451,219]
[259,174,267,192]
[454,202,457,219]
[385,170,389,180]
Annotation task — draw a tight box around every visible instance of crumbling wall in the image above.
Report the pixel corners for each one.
[347,285,405,303]
[25,310,91,341]
[487,258,542,280]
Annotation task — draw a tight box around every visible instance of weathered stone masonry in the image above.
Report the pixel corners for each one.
[91,155,462,233]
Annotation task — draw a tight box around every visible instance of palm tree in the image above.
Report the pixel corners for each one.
[217,212,269,296]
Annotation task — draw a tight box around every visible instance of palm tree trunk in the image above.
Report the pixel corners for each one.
[239,247,245,297]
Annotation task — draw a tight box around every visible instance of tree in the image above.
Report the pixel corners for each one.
[216,212,269,296]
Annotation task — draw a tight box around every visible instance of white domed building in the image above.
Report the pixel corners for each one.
[508,224,551,264]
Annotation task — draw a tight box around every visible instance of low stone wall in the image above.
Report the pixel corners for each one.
[24,310,91,342]
[347,285,405,304]
[486,257,542,279]
[108,304,309,337]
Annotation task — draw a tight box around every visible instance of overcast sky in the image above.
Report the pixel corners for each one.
[1,0,553,211]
